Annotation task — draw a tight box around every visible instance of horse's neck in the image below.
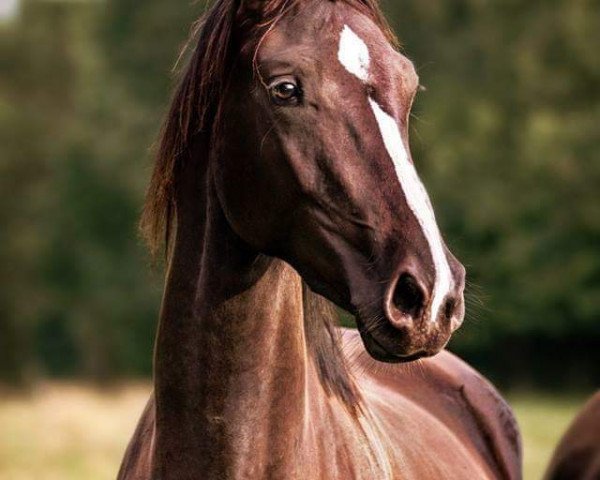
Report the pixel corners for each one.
[152,177,309,477]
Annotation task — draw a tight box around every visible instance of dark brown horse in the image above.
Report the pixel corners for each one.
[118,0,521,478]
[544,392,600,480]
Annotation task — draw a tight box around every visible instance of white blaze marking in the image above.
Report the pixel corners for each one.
[338,25,370,82]
[368,99,452,323]
[337,25,453,323]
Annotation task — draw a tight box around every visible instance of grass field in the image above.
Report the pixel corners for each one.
[0,383,590,479]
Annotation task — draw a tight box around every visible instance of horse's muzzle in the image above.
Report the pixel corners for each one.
[358,256,466,362]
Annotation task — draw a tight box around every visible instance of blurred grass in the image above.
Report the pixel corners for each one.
[0,384,589,479]
[0,383,149,480]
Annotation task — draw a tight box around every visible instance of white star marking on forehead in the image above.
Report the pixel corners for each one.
[338,25,370,82]
[337,25,453,324]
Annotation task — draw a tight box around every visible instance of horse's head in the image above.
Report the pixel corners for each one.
[213,0,465,362]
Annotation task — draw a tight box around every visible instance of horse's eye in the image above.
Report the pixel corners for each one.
[269,81,301,106]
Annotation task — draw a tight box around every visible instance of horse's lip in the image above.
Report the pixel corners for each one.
[359,327,427,364]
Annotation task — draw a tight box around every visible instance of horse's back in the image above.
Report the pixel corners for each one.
[544,391,600,480]
[341,328,522,480]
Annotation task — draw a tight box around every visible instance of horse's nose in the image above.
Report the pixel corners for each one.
[385,258,465,331]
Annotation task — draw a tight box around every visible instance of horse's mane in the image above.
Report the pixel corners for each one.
[302,283,362,409]
[140,0,396,255]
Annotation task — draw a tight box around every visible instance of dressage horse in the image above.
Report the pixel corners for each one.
[119,0,521,478]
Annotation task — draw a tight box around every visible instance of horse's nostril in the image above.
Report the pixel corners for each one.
[443,298,456,320]
[392,273,425,319]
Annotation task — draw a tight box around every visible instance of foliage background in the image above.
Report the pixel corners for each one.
[0,0,598,390]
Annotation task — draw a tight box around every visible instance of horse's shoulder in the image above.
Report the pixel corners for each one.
[422,351,522,479]
[340,328,522,480]
[419,352,523,479]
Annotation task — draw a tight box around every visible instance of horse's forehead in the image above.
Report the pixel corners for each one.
[259,8,416,92]
[335,19,418,92]
[259,5,381,58]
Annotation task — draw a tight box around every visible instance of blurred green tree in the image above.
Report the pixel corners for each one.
[0,0,597,388]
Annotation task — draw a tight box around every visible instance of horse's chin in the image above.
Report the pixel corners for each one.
[357,324,430,364]
[354,309,453,364]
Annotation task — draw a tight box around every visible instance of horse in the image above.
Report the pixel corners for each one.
[544,391,600,480]
[118,0,521,478]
